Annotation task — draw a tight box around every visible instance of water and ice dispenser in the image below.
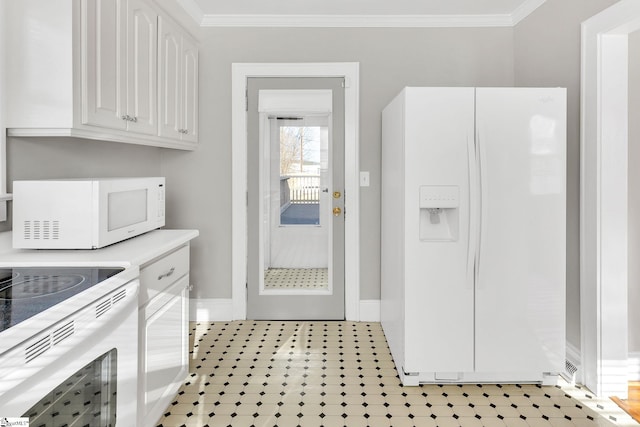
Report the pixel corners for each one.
[419,186,459,241]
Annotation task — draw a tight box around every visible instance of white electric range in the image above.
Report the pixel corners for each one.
[0,229,198,426]
[0,265,140,425]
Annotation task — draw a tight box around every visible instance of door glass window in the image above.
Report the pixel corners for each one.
[262,115,331,294]
[279,125,327,226]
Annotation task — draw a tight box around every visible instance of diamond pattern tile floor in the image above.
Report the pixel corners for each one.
[264,268,329,290]
[156,322,636,427]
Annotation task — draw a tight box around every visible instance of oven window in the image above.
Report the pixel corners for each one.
[108,189,148,231]
[23,349,118,426]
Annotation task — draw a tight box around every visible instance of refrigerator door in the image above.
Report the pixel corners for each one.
[474,88,566,374]
[402,87,476,374]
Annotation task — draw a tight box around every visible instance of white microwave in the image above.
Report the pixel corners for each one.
[12,177,165,249]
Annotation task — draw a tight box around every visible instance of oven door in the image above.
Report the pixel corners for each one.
[0,280,139,426]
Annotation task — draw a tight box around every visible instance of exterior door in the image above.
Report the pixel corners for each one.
[247,77,345,320]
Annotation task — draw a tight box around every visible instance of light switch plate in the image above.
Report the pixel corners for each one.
[360,171,370,187]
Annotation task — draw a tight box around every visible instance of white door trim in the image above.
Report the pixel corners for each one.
[580,0,640,398]
[232,62,360,320]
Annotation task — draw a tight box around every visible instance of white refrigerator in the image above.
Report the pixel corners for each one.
[381,87,566,385]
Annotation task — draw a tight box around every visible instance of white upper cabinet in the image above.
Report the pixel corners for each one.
[84,0,158,134]
[82,0,127,131]
[125,0,158,135]
[181,36,199,144]
[158,17,182,141]
[4,0,198,150]
[158,15,198,144]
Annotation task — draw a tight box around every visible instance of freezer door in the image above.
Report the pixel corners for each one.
[402,87,476,374]
[474,88,566,374]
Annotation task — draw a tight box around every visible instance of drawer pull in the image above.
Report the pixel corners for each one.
[158,267,176,281]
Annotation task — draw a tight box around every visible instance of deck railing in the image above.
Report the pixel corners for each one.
[281,175,320,204]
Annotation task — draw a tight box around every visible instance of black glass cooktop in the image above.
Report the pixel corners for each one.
[0,267,124,332]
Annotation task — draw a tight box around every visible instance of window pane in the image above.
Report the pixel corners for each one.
[280,126,321,225]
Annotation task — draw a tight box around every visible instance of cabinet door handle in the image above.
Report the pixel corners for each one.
[121,115,138,122]
[158,267,176,280]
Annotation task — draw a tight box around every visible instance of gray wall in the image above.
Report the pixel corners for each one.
[0,137,163,233]
[160,26,515,300]
[5,137,163,181]
[629,30,640,355]
[514,0,621,352]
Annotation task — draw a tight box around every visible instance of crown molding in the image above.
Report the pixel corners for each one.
[176,0,205,25]
[180,0,547,28]
[511,0,547,25]
[200,14,515,28]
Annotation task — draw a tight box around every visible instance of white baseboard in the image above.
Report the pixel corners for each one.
[566,341,581,368]
[629,352,640,381]
[564,341,581,384]
[359,299,380,322]
[190,298,381,322]
[190,298,234,321]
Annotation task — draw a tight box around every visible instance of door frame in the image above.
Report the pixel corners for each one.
[580,0,640,398]
[232,62,360,320]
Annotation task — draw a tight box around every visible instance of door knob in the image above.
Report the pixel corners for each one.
[333,207,342,216]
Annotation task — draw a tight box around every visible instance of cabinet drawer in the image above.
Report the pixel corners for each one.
[140,244,189,304]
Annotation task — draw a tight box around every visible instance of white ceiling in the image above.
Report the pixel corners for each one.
[178,0,547,27]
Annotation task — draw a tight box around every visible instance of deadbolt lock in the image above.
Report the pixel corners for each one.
[333,191,341,199]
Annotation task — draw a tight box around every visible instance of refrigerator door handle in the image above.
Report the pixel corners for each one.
[475,128,488,289]
[467,132,477,287]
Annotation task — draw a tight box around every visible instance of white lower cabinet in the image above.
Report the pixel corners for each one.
[138,245,190,427]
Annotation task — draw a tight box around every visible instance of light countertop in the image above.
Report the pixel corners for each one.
[0,229,199,267]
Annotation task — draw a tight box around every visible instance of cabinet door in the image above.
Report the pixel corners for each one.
[141,275,189,427]
[82,0,127,130]
[181,35,199,143]
[158,16,183,140]
[126,0,157,135]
